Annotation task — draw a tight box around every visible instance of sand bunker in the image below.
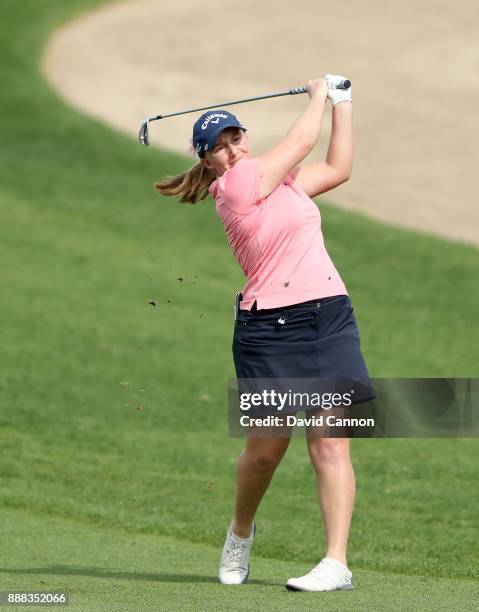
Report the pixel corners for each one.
[42,0,479,247]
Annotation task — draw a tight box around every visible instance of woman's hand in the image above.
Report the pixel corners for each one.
[307,78,329,102]
[325,74,352,106]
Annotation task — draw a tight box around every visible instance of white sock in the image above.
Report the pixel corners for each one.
[324,557,349,572]
[230,523,253,541]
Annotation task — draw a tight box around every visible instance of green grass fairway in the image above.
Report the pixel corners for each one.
[1,1,478,610]
[2,509,479,612]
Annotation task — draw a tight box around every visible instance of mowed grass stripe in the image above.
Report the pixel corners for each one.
[1,509,478,612]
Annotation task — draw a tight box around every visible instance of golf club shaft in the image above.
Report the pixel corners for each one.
[147,81,350,123]
[139,80,351,145]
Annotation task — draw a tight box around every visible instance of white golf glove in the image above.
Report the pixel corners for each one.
[325,73,352,106]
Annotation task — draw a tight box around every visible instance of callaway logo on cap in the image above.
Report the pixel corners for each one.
[201,113,228,130]
[192,109,247,158]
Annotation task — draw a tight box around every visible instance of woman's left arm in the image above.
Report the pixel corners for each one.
[294,102,353,198]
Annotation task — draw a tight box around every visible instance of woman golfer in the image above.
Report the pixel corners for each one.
[156,75,374,592]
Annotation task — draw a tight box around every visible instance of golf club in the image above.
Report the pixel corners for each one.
[138,79,351,146]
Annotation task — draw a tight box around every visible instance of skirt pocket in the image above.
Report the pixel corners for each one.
[234,312,317,345]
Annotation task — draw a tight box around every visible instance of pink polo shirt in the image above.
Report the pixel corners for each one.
[209,157,348,311]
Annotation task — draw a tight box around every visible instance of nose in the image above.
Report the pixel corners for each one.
[227,144,239,158]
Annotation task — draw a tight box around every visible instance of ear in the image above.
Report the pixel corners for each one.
[201,157,214,171]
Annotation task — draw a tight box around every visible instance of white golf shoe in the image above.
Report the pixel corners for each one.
[218,521,256,585]
[286,557,353,592]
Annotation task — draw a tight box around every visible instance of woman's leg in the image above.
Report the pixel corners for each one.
[232,426,292,538]
[306,430,355,566]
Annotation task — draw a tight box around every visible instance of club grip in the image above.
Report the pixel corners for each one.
[289,86,308,95]
[290,79,351,96]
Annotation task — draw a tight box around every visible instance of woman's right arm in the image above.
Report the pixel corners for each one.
[258,78,329,199]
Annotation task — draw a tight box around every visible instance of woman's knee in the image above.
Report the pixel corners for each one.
[241,438,290,472]
[307,437,350,468]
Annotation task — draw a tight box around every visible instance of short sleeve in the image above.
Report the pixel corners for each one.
[285,165,301,184]
[217,158,260,214]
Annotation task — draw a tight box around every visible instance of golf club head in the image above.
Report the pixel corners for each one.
[139,118,150,146]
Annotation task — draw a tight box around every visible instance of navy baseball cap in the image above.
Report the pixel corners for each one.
[192,110,246,158]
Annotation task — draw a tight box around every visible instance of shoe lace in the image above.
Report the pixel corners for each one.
[227,541,248,567]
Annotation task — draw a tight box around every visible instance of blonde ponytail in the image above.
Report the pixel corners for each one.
[155,161,216,204]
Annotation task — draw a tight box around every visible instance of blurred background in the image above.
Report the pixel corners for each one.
[1,1,478,609]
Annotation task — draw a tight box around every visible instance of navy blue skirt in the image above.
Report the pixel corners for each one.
[232,294,375,417]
